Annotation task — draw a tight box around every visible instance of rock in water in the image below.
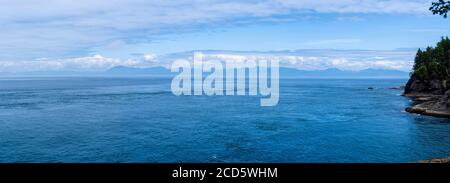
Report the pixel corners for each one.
[388,87,402,90]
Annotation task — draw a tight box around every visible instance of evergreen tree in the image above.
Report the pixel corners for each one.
[412,37,450,81]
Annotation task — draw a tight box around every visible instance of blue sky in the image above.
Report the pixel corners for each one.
[0,0,449,72]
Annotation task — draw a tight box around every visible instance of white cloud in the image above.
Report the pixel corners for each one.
[0,0,430,25]
[158,49,416,71]
[0,55,143,72]
[0,49,416,73]
[0,0,432,60]
[275,0,429,14]
[143,53,158,62]
[372,56,384,60]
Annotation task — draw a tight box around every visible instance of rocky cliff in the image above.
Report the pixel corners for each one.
[403,75,450,118]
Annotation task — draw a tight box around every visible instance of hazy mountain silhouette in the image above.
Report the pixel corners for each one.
[0,66,408,78]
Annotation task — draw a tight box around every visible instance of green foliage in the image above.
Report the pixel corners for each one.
[412,37,450,80]
[430,0,450,18]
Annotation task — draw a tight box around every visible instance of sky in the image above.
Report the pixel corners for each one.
[0,0,449,72]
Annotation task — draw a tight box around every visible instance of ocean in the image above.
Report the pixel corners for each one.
[0,77,449,162]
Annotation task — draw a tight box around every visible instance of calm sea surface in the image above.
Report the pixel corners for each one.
[0,77,449,162]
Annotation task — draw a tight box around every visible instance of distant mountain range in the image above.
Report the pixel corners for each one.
[279,67,409,78]
[0,66,409,78]
[105,66,409,78]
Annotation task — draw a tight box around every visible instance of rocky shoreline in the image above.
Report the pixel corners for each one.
[403,76,450,118]
[418,157,450,163]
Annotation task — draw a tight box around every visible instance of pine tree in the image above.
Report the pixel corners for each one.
[412,37,450,81]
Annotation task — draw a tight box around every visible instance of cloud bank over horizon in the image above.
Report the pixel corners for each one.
[0,49,415,73]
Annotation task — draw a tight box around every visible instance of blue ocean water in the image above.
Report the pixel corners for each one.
[0,77,449,163]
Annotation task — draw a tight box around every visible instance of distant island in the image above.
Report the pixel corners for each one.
[403,37,450,118]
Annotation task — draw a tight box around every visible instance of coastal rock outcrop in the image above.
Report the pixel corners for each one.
[418,156,450,163]
[404,76,447,95]
[403,37,450,118]
[403,76,450,118]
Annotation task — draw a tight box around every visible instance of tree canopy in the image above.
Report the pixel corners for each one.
[412,37,450,81]
[430,0,450,18]
[414,2,450,82]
